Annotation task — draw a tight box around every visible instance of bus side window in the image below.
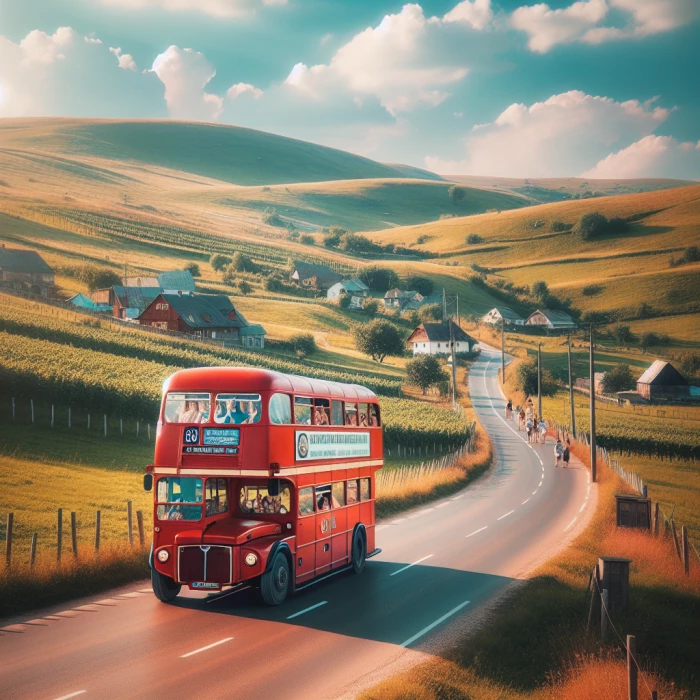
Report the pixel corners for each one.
[205,478,228,516]
[345,403,358,426]
[316,484,332,511]
[332,482,345,508]
[313,398,330,425]
[358,403,368,428]
[295,397,312,425]
[269,393,292,424]
[347,480,358,504]
[331,400,344,425]
[360,478,371,501]
[298,487,315,516]
[369,404,380,427]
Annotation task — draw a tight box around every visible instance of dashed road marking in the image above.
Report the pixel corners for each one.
[181,637,234,658]
[564,517,577,532]
[497,510,514,521]
[287,601,327,620]
[466,526,487,538]
[522,498,530,505]
[52,691,86,700]
[400,600,471,648]
[390,554,433,576]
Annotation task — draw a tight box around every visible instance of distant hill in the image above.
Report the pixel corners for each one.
[0,118,433,187]
[383,163,444,181]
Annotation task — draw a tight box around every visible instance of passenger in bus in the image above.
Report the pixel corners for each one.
[243,400,259,424]
[314,406,330,425]
[217,399,248,424]
[346,410,357,426]
[369,406,379,427]
[318,493,331,511]
[359,412,368,427]
[167,505,183,520]
[197,401,209,423]
[178,401,200,423]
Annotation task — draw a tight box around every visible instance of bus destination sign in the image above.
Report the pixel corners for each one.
[295,431,370,461]
[182,445,238,455]
[203,428,240,446]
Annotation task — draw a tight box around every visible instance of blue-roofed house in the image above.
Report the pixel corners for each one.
[158,270,196,295]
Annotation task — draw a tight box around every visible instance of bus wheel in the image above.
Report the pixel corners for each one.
[352,527,366,575]
[260,551,290,606]
[151,568,181,603]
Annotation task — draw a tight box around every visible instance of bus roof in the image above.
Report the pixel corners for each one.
[163,367,378,401]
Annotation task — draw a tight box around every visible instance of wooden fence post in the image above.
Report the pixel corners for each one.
[51,404,55,428]
[601,589,609,640]
[627,635,638,700]
[57,508,63,563]
[586,564,600,634]
[682,526,689,575]
[95,510,101,552]
[11,396,15,420]
[31,399,35,424]
[30,533,37,568]
[88,413,91,430]
[5,512,13,568]
[120,418,123,437]
[653,502,659,536]
[71,512,78,558]
[68,406,71,429]
[127,501,133,546]
[147,423,151,440]
[136,420,140,438]
[671,520,681,560]
[137,510,145,547]
[104,414,107,437]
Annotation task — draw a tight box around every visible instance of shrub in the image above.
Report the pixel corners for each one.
[531,280,549,301]
[290,333,317,358]
[448,185,466,203]
[406,355,447,395]
[613,325,636,345]
[300,234,315,245]
[238,280,252,296]
[574,211,609,240]
[353,319,405,363]
[581,284,604,296]
[231,252,259,273]
[419,303,442,322]
[363,298,380,317]
[323,232,341,248]
[551,220,569,232]
[404,274,435,296]
[210,254,232,272]
[287,230,300,240]
[416,235,431,245]
[515,360,558,398]
[601,364,635,393]
[358,266,400,291]
[262,207,283,226]
[338,294,351,310]
[184,262,200,277]
[57,263,121,292]
[639,331,661,349]
[466,234,484,244]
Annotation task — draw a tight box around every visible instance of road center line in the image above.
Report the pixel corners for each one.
[181,637,233,658]
[497,510,514,521]
[400,600,471,648]
[579,503,587,513]
[564,517,577,532]
[390,554,433,576]
[52,692,86,700]
[286,601,328,619]
[522,498,530,505]
[538,480,543,487]
[466,526,487,538]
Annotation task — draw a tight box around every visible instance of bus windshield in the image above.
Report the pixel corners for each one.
[239,483,290,515]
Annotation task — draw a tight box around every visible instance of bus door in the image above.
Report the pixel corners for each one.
[315,484,332,576]
[296,485,316,584]
[330,481,348,568]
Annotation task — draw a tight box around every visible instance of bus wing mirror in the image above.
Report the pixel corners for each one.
[143,473,153,492]
[267,478,281,497]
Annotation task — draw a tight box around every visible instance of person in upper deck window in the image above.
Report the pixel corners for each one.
[178,401,200,423]
[197,401,209,423]
[359,412,368,427]
[369,406,379,426]
[244,400,259,424]
[346,410,357,426]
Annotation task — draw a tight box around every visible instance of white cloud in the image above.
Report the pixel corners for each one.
[443,0,493,30]
[150,45,223,121]
[84,34,103,45]
[425,90,672,177]
[284,4,477,116]
[98,0,287,18]
[226,82,263,99]
[582,135,700,179]
[510,0,607,53]
[19,27,76,65]
[109,47,137,71]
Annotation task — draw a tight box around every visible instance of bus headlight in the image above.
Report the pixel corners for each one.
[244,552,258,567]
[157,549,170,563]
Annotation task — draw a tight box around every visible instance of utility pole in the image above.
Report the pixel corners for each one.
[501,320,506,385]
[449,319,457,408]
[442,287,446,322]
[589,324,597,483]
[567,333,576,438]
[456,294,460,327]
[537,342,542,418]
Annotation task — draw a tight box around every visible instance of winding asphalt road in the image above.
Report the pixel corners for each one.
[0,348,593,700]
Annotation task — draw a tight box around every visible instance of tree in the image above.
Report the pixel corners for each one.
[419,303,442,322]
[238,280,252,296]
[639,331,660,350]
[353,319,405,363]
[405,274,435,296]
[448,185,466,203]
[613,325,636,345]
[466,234,484,244]
[363,298,379,317]
[231,252,258,273]
[636,302,654,319]
[184,262,200,277]
[324,232,342,248]
[300,234,315,245]
[574,211,609,240]
[551,220,568,232]
[290,333,317,358]
[406,355,447,395]
[262,207,283,226]
[601,364,635,393]
[210,254,232,272]
[358,265,400,291]
[515,360,557,398]
[338,293,351,310]
[530,280,549,301]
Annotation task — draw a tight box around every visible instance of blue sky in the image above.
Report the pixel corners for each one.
[1,0,699,178]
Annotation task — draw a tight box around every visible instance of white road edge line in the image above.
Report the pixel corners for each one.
[400,600,471,648]
[532,489,538,495]
[497,510,514,521]
[286,601,328,619]
[466,526,487,538]
[181,637,234,658]
[579,503,586,513]
[52,692,86,700]
[564,517,577,532]
[390,554,434,576]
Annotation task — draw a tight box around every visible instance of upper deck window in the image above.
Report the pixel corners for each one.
[295,397,312,425]
[358,403,369,428]
[214,394,261,425]
[269,393,292,424]
[331,400,344,425]
[369,404,381,427]
[164,393,210,424]
[345,403,358,426]
[313,398,330,425]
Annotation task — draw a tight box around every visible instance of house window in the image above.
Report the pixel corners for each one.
[254,336,262,347]
[156,303,169,311]
[437,343,441,348]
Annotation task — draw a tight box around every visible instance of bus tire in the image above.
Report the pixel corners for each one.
[351,526,367,575]
[151,568,181,603]
[260,551,290,606]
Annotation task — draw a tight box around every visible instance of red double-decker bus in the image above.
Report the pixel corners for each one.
[144,367,383,605]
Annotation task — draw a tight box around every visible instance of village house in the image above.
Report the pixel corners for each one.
[158,270,196,295]
[482,307,524,326]
[0,245,55,297]
[291,261,343,291]
[91,284,161,320]
[525,308,576,330]
[137,293,266,347]
[67,293,112,313]
[407,321,476,356]
[327,278,370,308]
[636,360,690,401]
[575,372,606,395]
[383,288,442,311]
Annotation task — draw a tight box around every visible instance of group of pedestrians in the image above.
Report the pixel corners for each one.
[506,398,570,467]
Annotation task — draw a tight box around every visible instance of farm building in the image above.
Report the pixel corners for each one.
[525,309,576,330]
[575,372,606,395]
[482,307,524,326]
[138,293,266,346]
[383,288,441,311]
[291,261,343,290]
[68,293,112,313]
[407,321,476,356]
[158,270,196,295]
[636,361,689,401]
[92,285,161,320]
[0,245,55,296]
[122,276,159,288]
[327,278,370,308]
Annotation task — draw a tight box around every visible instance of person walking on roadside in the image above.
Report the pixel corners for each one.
[554,439,564,467]
[526,417,534,442]
[518,408,526,431]
[563,439,571,468]
[538,417,547,444]
[505,399,513,420]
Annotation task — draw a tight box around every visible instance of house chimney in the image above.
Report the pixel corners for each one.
[178,290,182,296]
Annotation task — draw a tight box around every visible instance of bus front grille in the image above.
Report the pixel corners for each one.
[177,545,232,584]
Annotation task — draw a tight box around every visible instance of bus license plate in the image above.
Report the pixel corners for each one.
[191,582,220,590]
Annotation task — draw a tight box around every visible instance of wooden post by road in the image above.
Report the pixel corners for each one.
[567,334,575,437]
[537,343,542,419]
[589,325,597,483]
[95,510,101,552]
[501,321,506,385]
[653,502,659,536]
[671,519,681,560]
[30,533,37,568]
[627,634,638,700]
[600,588,609,640]
[586,564,600,634]
[682,526,690,574]
[127,501,134,546]
[5,512,13,568]
[137,510,145,547]
[71,512,78,558]
[57,508,63,563]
